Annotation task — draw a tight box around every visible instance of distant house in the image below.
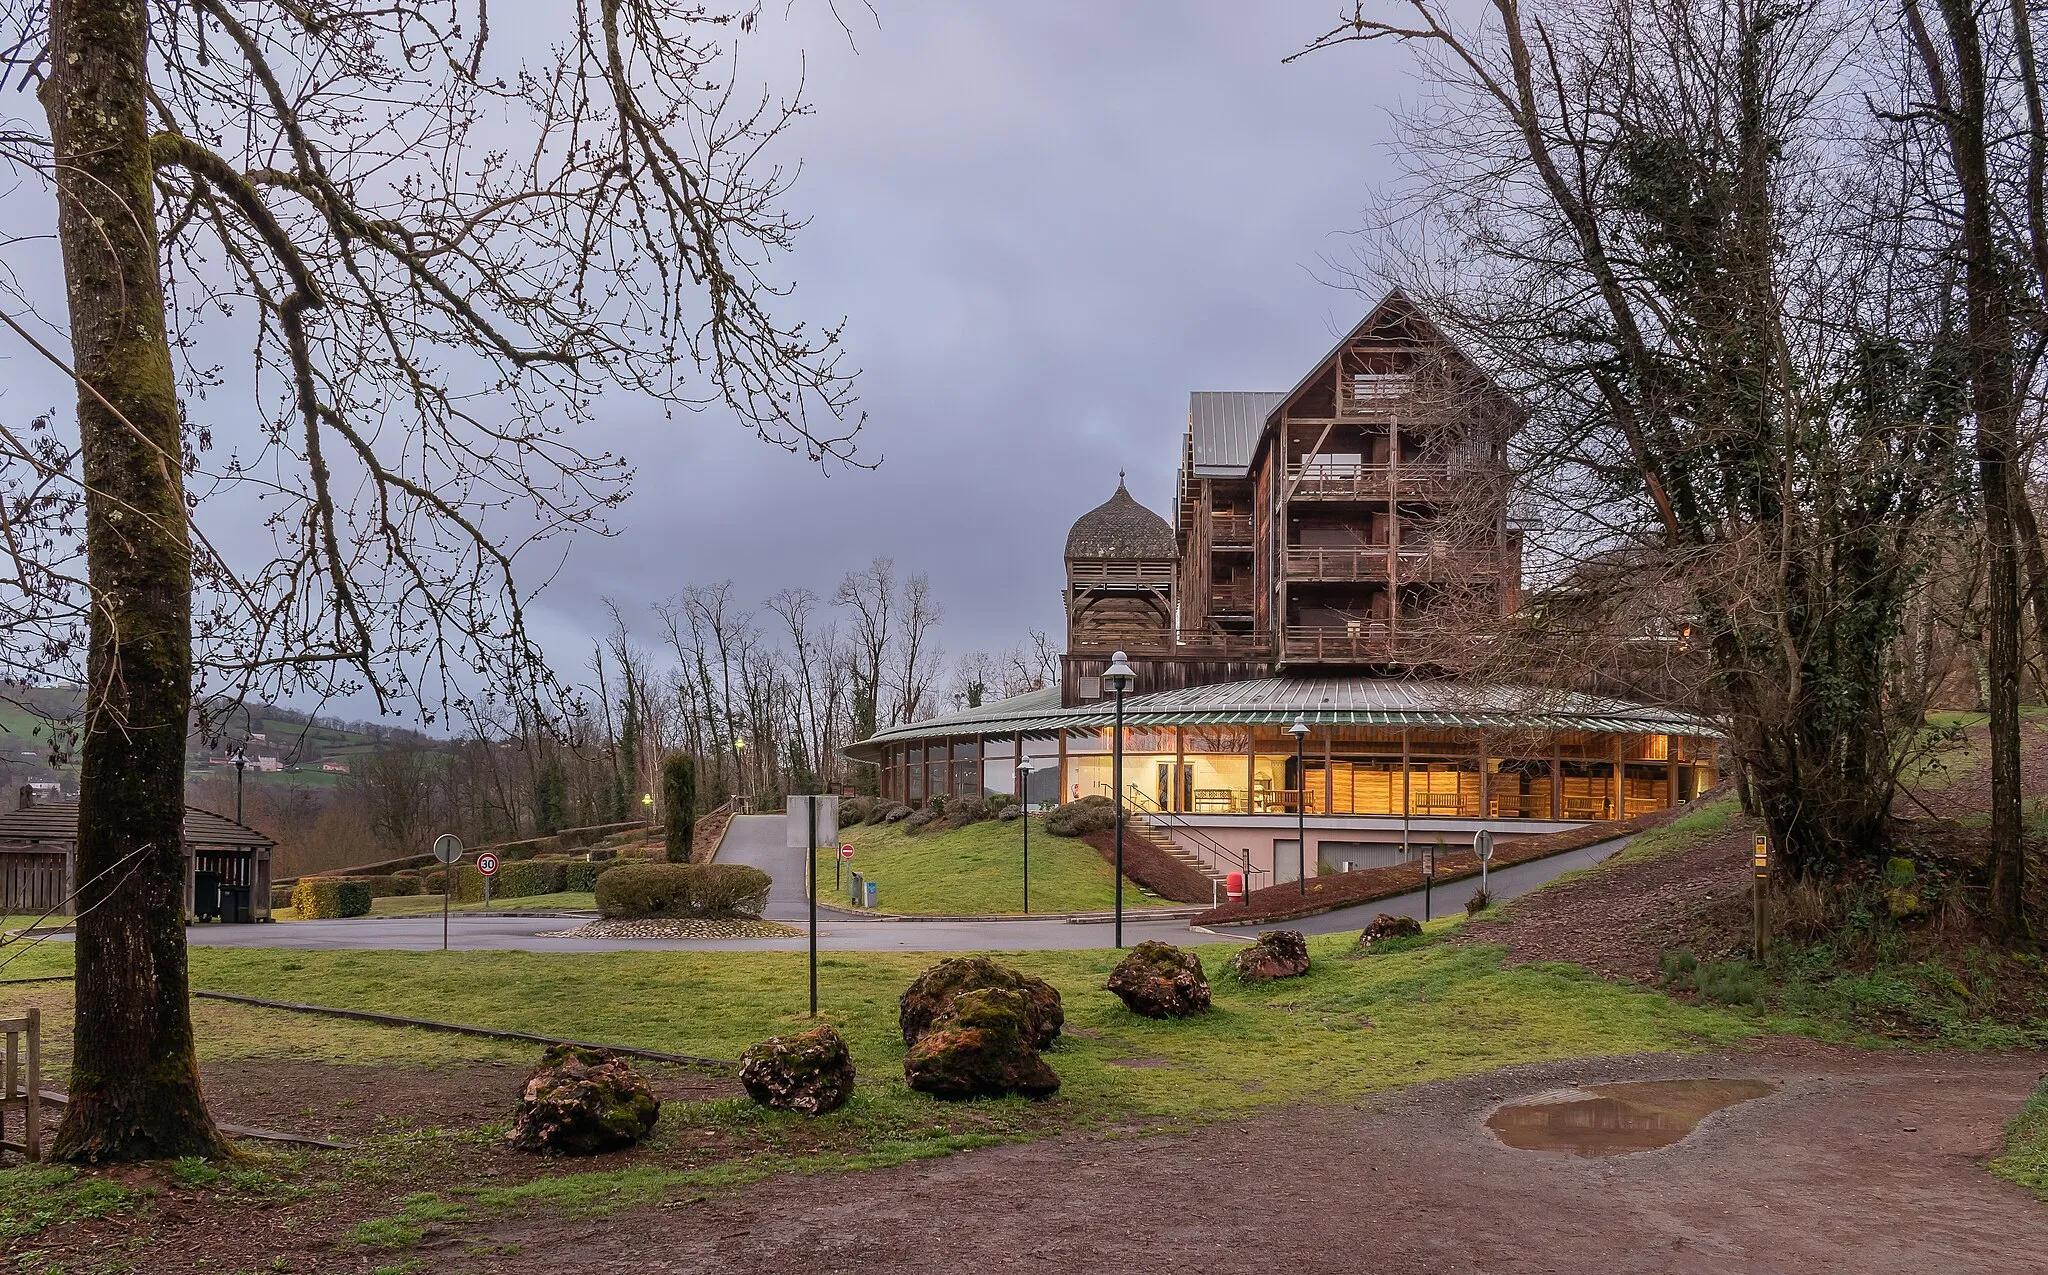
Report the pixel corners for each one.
[253,755,284,773]
[321,760,349,774]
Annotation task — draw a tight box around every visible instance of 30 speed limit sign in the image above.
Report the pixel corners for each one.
[476,852,500,877]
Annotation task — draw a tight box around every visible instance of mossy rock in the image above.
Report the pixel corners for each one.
[506,1044,660,1155]
[1356,913,1423,952]
[902,987,1061,1101]
[1105,940,1211,1018]
[900,955,1064,1048]
[1229,929,1310,982]
[740,1025,856,1116]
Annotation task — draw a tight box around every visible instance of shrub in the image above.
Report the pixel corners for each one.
[1046,795,1116,838]
[997,803,1025,822]
[270,884,295,911]
[352,874,421,898]
[1463,887,1492,916]
[869,802,903,826]
[595,862,772,918]
[984,792,1016,813]
[689,863,773,917]
[840,796,874,827]
[926,793,948,817]
[903,808,939,834]
[290,878,373,919]
[663,753,697,865]
[944,796,989,828]
[450,859,567,902]
[563,861,617,893]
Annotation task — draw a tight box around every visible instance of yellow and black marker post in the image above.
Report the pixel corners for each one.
[1752,833,1770,960]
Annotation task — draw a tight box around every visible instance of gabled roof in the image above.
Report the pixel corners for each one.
[0,801,275,849]
[1188,392,1285,477]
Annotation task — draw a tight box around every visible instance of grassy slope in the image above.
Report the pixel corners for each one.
[829,817,1169,915]
[1992,1075,2048,1198]
[0,928,1762,1230]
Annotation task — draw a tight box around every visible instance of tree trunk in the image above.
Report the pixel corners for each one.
[41,0,227,1160]
[1929,0,2028,938]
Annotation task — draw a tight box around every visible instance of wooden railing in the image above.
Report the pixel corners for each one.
[1283,546,1500,583]
[1068,560,1174,590]
[1284,547,1390,581]
[1285,462,1453,500]
[1068,628,1275,658]
[1209,512,1253,548]
[1208,580,1254,613]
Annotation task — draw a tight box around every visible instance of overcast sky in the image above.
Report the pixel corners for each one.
[0,2,1420,722]
[516,2,1413,672]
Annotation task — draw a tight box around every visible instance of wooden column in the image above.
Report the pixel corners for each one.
[1477,729,1490,820]
[1551,736,1563,821]
[1613,734,1626,820]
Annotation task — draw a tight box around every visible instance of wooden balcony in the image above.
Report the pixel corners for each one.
[1284,462,1452,501]
[1068,627,1275,659]
[1281,625,1445,663]
[1209,511,1254,549]
[1284,547,1390,582]
[1208,580,1254,614]
[1068,560,1174,591]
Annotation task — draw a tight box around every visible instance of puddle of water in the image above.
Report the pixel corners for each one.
[1486,1078,1776,1157]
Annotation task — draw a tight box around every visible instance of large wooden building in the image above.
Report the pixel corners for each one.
[846,290,1716,888]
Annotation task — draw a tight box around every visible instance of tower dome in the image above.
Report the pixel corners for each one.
[1064,480,1176,561]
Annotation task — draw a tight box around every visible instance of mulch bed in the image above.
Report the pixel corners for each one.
[1190,795,1713,928]
[1078,825,1215,904]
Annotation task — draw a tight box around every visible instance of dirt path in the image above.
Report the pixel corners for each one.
[475,1043,2046,1275]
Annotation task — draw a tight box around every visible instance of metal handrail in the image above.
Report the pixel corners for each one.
[1102,782,1263,891]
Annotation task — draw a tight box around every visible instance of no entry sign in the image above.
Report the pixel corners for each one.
[476,852,500,877]
[840,844,854,860]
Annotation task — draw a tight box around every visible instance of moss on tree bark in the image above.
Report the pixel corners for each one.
[41,0,228,1161]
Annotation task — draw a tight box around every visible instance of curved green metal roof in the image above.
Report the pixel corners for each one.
[842,676,1719,761]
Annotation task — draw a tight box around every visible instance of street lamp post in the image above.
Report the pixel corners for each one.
[1288,716,1309,894]
[232,746,247,824]
[1103,651,1136,948]
[1017,758,1036,914]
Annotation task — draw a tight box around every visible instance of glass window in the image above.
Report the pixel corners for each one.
[952,739,978,761]
[1623,764,1670,813]
[1183,726,1249,814]
[1408,730,1481,817]
[1021,735,1060,809]
[982,758,1016,798]
[1066,728,1111,754]
[908,758,924,803]
[982,735,1015,759]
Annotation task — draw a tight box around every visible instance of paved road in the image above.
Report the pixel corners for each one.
[171,830,1632,953]
[182,912,1224,952]
[1211,832,1635,938]
[716,813,811,918]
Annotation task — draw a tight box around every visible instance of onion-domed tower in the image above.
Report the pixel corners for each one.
[1062,477,1176,702]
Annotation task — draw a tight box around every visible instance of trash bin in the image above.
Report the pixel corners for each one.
[863,880,878,909]
[848,870,864,906]
[192,870,222,921]
[218,883,252,924]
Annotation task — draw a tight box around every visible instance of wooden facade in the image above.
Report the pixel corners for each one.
[1065,289,1523,706]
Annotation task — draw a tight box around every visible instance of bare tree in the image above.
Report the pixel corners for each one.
[892,571,944,726]
[0,0,859,1159]
[835,556,895,750]
[1299,1,1965,883]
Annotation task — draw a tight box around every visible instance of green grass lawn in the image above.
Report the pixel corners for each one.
[826,817,1171,915]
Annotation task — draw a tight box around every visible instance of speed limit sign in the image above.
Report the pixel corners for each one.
[476,852,500,876]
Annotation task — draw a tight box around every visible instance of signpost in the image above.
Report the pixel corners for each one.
[1753,833,1770,959]
[837,842,852,890]
[786,795,839,1017]
[1473,828,1495,897]
[1422,841,1437,922]
[477,851,500,913]
[432,833,464,951]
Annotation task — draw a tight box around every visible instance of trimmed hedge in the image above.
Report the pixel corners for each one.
[290,878,373,919]
[596,862,772,919]
[563,861,617,893]
[449,859,567,903]
[270,884,295,911]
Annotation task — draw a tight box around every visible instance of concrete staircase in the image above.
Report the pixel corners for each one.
[1124,811,1230,884]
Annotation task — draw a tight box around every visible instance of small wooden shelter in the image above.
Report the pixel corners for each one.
[0,790,275,922]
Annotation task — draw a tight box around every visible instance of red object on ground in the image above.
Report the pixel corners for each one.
[1227,871,1245,902]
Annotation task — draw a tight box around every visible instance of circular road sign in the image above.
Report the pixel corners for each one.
[476,852,500,877]
[1473,828,1494,863]
[432,833,464,864]
[840,843,854,860]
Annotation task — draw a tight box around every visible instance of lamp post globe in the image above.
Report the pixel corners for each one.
[232,745,247,824]
[1288,716,1310,895]
[1102,651,1137,948]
